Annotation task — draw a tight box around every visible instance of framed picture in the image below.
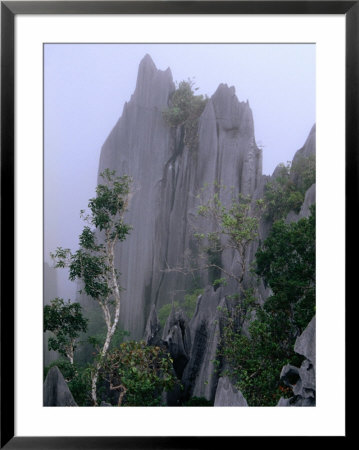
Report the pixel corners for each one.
[1,1,353,446]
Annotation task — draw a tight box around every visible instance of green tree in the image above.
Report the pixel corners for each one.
[100,341,178,406]
[162,79,207,150]
[264,163,303,221]
[44,298,88,364]
[220,206,315,405]
[264,156,315,222]
[191,186,263,326]
[291,154,316,194]
[256,206,316,334]
[195,186,263,287]
[51,169,132,405]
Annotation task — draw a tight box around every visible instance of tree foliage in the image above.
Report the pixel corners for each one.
[51,169,133,404]
[158,288,204,328]
[264,155,315,221]
[44,298,88,364]
[220,206,315,405]
[100,341,178,406]
[162,79,207,150]
[256,206,316,333]
[44,359,93,406]
[194,186,263,295]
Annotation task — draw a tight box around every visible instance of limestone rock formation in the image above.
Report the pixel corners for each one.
[43,366,77,406]
[291,124,316,167]
[143,304,162,347]
[181,286,226,401]
[277,316,316,406]
[162,307,191,379]
[97,54,262,339]
[95,54,316,407]
[214,376,248,406]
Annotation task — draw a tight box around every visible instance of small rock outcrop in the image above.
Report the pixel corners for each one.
[43,366,77,406]
[162,307,191,379]
[214,376,248,406]
[278,316,316,406]
[143,304,162,347]
[181,286,227,402]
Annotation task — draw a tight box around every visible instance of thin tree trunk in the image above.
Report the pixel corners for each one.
[91,238,121,405]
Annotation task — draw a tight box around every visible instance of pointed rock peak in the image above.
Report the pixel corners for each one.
[164,66,173,78]
[43,366,77,406]
[136,54,157,84]
[139,53,157,72]
[213,83,236,98]
[271,163,287,179]
[134,54,175,108]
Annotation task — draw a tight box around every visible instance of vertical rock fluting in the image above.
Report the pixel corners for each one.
[98,55,262,339]
[148,125,316,404]
[98,55,175,338]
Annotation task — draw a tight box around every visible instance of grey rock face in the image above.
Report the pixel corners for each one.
[96,55,316,407]
[278,316,316,406]
[292,124,316,163]
[162,307,191,378]
[98,55,175,339]
[298,183,316,218]
[295,315,316,367]
[43,366,77,406]
[214,376,248,406]
[97,55,262,339]
[143,304,162,347]
[285,183,316,224]
[181,286,226,401]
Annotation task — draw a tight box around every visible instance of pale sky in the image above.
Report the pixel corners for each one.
[44,43,315,298]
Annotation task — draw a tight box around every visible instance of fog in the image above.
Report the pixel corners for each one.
[44,43,315,300]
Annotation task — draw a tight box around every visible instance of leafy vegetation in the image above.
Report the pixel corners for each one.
[183,396,213,406]
[44,140,316,407]
[162,79,207,150]
[194,186,263,288]
[256,205,316,333]
[264,155,315,221]
[50,169,132,404]
[44,359,93,406]
[100,341,178,406]
[44,298,88,364]
[219,206,315,405]
[158,288,204,328]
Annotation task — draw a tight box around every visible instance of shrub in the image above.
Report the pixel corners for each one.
[158,288,204,328]
[291,154,316,194]
[264,156,316,222]
[219,207,315,406]
[44,298,88,364]
[100,341,178,406]
[162,79,207,150]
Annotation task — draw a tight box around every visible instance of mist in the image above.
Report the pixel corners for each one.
[44,43,315,301]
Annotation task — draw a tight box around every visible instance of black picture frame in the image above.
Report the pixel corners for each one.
[1,1,354,447]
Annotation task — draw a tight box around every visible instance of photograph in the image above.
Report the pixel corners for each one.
[43,43,316,408]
